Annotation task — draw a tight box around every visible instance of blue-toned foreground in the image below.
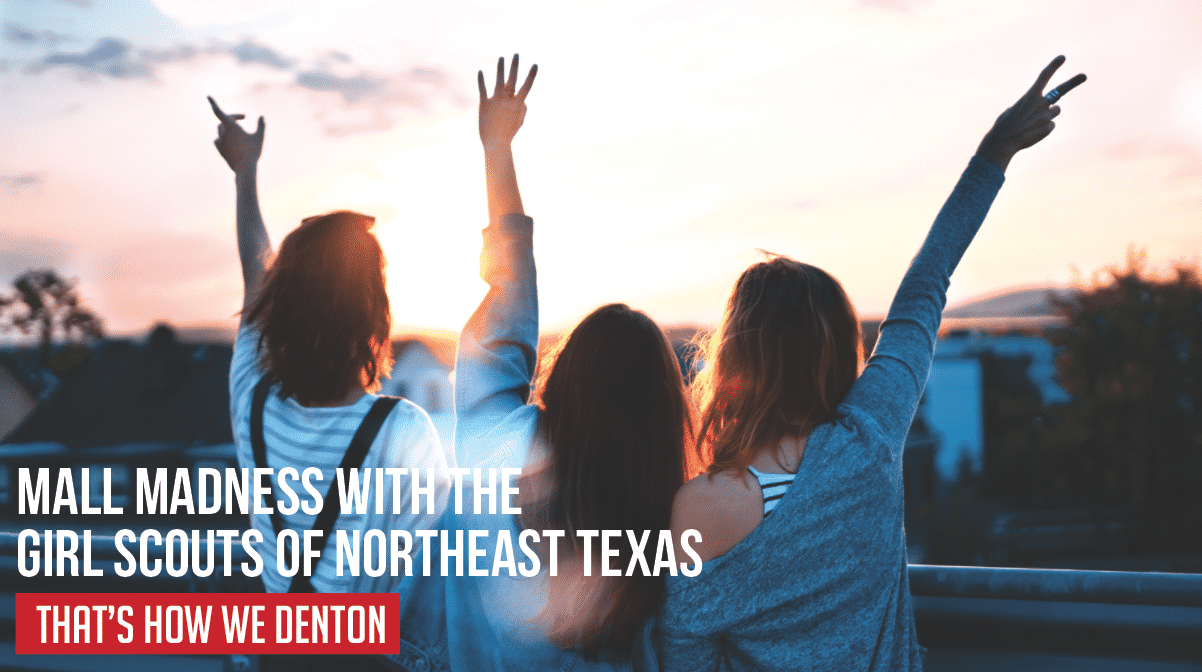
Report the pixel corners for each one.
[909,564,1202,670]
[0,532,1196,670]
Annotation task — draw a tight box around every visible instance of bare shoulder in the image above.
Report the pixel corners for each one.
[671,470,763,562]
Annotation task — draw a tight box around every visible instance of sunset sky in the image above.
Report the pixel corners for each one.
[2,0,1200,338]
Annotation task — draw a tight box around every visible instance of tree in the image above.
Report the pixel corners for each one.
[0,270,103,365]
[1051,249,1202,554]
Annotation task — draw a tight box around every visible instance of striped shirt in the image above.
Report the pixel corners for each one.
[230,325,451,593]
[747,466,796,517]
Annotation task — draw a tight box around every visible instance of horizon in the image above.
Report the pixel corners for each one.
[0,281,1070,351]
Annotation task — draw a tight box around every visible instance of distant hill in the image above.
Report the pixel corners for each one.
[945,286,1076,319]
[941,286,1076,336]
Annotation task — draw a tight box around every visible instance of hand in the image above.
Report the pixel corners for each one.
[208,96,265,174]
[478,55,537,149]
[975,56,1086,171]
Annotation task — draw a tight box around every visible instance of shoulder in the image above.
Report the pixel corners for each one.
[232,324,262,366]
[229,325,266,400]
[671,470,763,563]
[380,396,442,444]
[360,396,446,467]
[458,403,540,470]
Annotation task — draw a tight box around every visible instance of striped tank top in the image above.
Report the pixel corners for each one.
[748,466,796,517]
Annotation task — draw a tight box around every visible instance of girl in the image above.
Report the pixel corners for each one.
[388,56,694,672]
[662,57,1086,671]
[210,97,451,601]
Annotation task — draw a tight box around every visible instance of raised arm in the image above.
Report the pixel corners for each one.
[845,56,1086,445]
[455,56,540,428]
[480,55,537,224]
[209,96,270,319]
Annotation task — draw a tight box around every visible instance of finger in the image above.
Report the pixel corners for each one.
[1031,55,1066,95]
[507,54,519,92]
[256,116,265,138]
[231,113,246,121]
[1048,73,1087,100]
[207,95,231,123]
[517,64,538,100]
[477,70,487,102]
[494,56,505,96]
[1046,105,1061,121]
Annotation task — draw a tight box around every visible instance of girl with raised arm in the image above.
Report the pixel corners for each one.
[388,56,693,672]
[209,98,451,605]
[662,57,1086,671]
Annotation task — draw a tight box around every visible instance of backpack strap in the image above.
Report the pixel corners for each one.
[250,377,287,549]
[250,374,402,593]
[292,393,400,593]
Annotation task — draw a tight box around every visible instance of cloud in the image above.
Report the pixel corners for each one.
[295,66,465,136]
[20,34,459,135]
[27,36,298,81]
[4,22,38,44]
[29,36,296,80]
[0,172,44,196]
[3,21,68,47]
[295,70,386,103]
[227,39,294,70]
[36,38,155,79]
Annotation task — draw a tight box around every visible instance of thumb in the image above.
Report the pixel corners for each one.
[256,116,266,137]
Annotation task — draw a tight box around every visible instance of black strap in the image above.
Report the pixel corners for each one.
[250,375,401,593]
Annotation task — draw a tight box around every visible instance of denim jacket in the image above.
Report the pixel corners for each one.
[386,214,656,672]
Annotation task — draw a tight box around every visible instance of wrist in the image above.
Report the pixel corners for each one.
[481,140,514,154]
[974,138,1012,173]
[234,164,258,182]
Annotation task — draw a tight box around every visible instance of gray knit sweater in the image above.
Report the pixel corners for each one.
[658,156,1006,672]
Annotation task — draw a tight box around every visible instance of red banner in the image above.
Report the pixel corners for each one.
[15,593,399,654]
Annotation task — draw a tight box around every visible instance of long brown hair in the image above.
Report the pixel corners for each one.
[694,256,861,474]
[245,210,392,406]
[524,303,694,657]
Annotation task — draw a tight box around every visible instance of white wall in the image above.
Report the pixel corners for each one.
[923,358,984,483]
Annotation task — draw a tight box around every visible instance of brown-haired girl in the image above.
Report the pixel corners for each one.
[388,56,695,671]
[662,57,1086,671]
[209,97,450,598]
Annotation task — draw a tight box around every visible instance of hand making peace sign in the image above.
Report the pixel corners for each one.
[976,55,1087,171]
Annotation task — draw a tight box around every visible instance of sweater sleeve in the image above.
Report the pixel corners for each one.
[453,214,538,452]
[842,156,1005,448]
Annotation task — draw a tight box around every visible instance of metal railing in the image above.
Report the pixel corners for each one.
[0,533,1197,669]
[909,563,1202,607]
